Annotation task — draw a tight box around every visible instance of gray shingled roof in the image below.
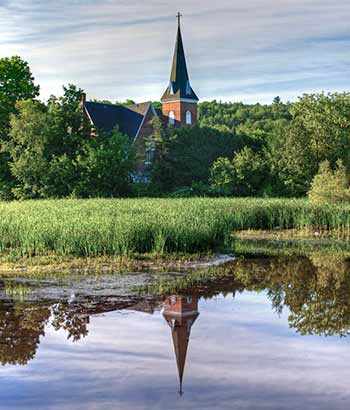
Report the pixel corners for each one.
[161,24,198,102]
[84,101,151,140]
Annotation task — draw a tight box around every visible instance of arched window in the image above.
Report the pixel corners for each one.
[186,110,192,125]
[169,111,175,126]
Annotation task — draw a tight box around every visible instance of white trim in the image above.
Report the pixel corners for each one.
[162,98,198,104]
[150,104,158,116]
[84,105,95,126]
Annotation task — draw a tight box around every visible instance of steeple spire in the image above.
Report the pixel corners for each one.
[161,13,198,102]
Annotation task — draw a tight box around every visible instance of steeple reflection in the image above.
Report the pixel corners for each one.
[162,295,199,395]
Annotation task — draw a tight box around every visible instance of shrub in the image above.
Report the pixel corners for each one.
[308,160,350,205]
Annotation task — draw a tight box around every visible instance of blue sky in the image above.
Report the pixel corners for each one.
[1,0,349,103]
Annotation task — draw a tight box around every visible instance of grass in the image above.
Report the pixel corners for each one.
[0,197,348,258]
[234,229,350,258]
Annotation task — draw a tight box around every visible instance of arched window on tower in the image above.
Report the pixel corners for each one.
[169,111,175,126]
[186,110,192,125]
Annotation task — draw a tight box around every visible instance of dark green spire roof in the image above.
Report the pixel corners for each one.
[161,17,198,102]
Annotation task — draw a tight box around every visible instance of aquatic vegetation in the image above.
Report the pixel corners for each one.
[0,198,348,257]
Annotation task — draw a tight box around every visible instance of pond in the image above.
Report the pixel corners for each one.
[1,255,350,410]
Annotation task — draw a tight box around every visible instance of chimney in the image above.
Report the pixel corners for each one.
[80,92,87,108]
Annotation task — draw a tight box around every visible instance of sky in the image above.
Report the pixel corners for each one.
[0,0,349,104]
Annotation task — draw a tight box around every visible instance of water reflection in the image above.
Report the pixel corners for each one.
[0,254,350,396]
[163,295,199,395]
[0,301,50,366]
[232,256,350,336]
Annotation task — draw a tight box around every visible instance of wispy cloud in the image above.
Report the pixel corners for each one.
[1,0,349,103]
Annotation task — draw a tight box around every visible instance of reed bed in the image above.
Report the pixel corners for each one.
[0,198,348,257]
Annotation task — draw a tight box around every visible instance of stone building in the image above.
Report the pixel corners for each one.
[82,15,198,176]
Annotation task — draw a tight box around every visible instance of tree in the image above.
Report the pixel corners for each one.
[74,129,135,198]
[0,56,40,199]
[0,56,40,135]
[210,147,269,196]
[6,85,90,199]
[151,124,248,192]
[308,160,350,205]
[274,93,350,196]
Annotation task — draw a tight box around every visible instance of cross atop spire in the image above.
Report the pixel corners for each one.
[176,12,182,27]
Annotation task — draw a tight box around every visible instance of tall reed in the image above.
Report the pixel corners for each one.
[0,198,348,257]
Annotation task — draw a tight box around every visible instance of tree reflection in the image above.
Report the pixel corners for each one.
[0,295,162,366]
[0,301,50,365]
[51,303,89,342]
[234,255,350,336]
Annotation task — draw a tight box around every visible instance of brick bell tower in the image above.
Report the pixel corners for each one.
[161,13,199,127]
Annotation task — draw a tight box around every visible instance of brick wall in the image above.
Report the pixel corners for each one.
[162,101,198,127]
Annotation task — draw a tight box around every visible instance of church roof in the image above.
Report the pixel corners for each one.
[84,101,152,140]
[161,21,198,103]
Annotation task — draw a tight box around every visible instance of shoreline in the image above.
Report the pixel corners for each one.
[0,228,347,276]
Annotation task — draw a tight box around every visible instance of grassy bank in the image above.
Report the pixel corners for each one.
[0,198,349,257]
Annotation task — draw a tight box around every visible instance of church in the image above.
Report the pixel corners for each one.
[82,14,199,176]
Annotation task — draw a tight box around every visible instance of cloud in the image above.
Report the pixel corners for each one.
[0,0,349,103]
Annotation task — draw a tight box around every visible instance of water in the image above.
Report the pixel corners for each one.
[1,256,350,410]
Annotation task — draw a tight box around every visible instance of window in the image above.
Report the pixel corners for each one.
[145,141,155,167]
[169,111,175,126]
[186,110,192,125]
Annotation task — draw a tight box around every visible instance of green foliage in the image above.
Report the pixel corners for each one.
[308,160,350,205]
[0,198,348,257]
[210,147,269,196]
[6,85,134,199]
[210,157,236,196]
[74,130,135,198]
[199,99,291,142]
[275,93,350,195]
[0,56,40,199]
[151,124,248,192]
[0,56,40,136]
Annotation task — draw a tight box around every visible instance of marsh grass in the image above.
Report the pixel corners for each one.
[0,198,348,257]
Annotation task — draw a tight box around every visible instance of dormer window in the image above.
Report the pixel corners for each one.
[186,110,192,125]
[186,81,192,96]
[169,111,175,125]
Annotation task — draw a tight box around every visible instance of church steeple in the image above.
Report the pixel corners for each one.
[162,13,198,103]
[161,13,199,127]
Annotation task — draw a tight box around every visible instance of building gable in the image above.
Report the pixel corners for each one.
[84,101,144,140]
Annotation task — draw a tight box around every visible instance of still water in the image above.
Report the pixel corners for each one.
[1,257,350,410]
